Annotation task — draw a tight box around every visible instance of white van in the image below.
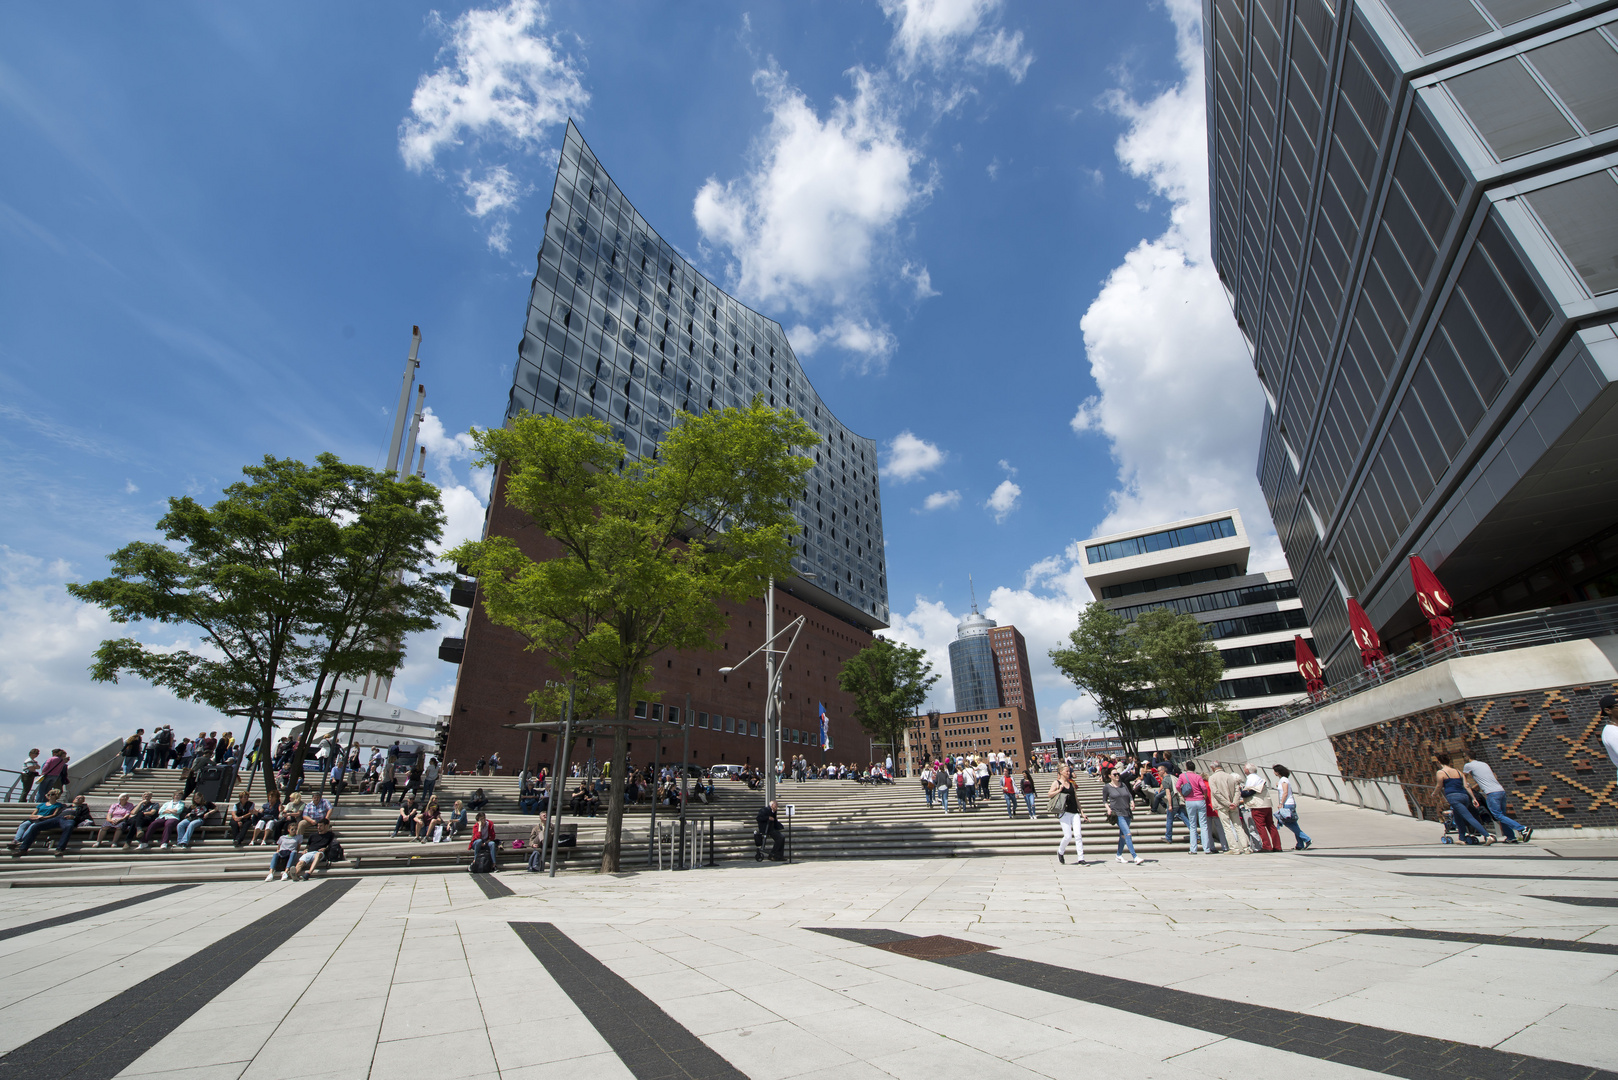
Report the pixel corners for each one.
[709,764,745,781]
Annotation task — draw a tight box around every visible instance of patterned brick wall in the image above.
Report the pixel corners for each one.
[1330,680,1618,829]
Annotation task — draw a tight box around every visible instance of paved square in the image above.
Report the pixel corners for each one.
[2,843,1616,1080]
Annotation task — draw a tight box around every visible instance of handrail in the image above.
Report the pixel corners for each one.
[1,767,25,803]
[1201,761,1443,823]
[1207,597,1618,752]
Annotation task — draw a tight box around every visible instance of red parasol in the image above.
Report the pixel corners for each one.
[1294,635,1326,700]
[1409,555,1458,649]
[1346,597,1386,672]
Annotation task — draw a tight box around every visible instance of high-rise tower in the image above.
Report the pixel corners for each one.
[1209,0,1618,680]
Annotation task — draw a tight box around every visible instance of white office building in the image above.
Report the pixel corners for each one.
[1080,509,1314,725]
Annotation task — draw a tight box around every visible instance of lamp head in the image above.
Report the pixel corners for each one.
[718,667,734,675]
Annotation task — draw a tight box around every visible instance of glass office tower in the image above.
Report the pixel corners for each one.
[1207,0,1618,679]
[949,606,1000,712]
[513,122,889,631]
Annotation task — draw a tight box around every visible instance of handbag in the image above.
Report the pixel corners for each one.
[1047,791,1064,818]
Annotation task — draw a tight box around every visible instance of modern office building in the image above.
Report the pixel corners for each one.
[946,593,1042,726]
[1207,0,1618,680]
[441,121,891,769]
[904,705,1042,773]
[948,603,1000,712]
[1081,509,1315,721]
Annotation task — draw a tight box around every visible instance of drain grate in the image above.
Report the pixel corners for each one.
[871,935,998,959]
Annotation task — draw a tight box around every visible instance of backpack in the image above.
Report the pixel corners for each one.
[469,846,494,874]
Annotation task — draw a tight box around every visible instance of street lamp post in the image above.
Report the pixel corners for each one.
[719,573,813,808]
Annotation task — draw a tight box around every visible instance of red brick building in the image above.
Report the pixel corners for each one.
[987,625,1039,729]
[443,472,876,773]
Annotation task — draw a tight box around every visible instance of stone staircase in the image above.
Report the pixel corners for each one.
[0,767,1210,885]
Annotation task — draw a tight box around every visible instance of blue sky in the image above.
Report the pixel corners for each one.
[1,0,1272,762]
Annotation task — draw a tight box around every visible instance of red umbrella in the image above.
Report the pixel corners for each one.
[1409,555,1458,648]
[1294,635,1326,700]
[1346,597,1386,672]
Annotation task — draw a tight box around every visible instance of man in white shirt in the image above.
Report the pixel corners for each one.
[1462,755,1530,843]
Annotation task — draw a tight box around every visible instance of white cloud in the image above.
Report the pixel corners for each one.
[1071,0,1279,567]
[986,157,1000,180]
[399,0,585,253]
[985,478,1021,523]
[0,547,222,767]
[881,597,960,712]
[785,317,898,370]
[882,430,946,482]
[123,479,138,494]
[880,0,1033,81]
[462,164,524,218]
[922,490,961,511]
[901,261,939,300]
[399,0,586,172]
[695,66,926,320]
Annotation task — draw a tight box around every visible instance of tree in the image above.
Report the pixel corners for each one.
[1127,609,1229,750]
[68,455,453,796]
[1050,602,1151,756]
[450,399,815,872]
[838,638,939,772]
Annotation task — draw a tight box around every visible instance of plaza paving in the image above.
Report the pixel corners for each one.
[2,810,1616,1080]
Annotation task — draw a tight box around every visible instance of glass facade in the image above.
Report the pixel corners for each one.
[1084,517,1237,563]
[516,122,889,630]
[1209,0,1618,681]
[948,634,1000,713]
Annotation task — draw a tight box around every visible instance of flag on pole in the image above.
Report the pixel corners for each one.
[819,702,831,751]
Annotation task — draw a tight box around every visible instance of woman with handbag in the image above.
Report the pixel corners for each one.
[1271,765,1313,850]
[1103,770,1142,864]
[1046,765,1089,864]
[1020,769,1037,819]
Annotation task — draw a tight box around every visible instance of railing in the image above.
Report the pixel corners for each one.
[1211,597,1618,751]
[1202,761,1442,823]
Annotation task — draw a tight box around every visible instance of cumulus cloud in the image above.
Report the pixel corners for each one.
[882,430,946,482]
[922,490,961,511]
[0,547,221,765]
[880,0,1033,81]
[985,478,1021,523]
[695,66,926,322]
[399,0,586,171]
[399,0,586,252]
[1070,0,1277,565]
[785,317,898,370]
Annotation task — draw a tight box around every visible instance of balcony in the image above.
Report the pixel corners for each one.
[449,578,476,608]
[438,637,465,664]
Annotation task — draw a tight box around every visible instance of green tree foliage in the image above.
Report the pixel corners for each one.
[68,455,454,795]
[450,399,815,872]
[838,638,939,770]
[1049,602,1149,753]
[1127,608,1230,745]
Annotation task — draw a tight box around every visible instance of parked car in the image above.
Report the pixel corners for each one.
[708,764,745,781]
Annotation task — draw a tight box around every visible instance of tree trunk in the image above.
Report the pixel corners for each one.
[257,709,277,799]
[600,672,633,873]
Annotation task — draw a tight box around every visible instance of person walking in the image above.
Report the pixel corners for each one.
[1103,769,1141,864]
[122,730,144,775]
[1047,765,1089,864]
[1241,765,1280,852]
[1271,765,1313,850]
[1435,753,1493,845]
[1208,764,1249,854]
[1019,769,1038,819]
[1002,769,1020,818]
[1461,754,1530,843]
[37,750,69,799]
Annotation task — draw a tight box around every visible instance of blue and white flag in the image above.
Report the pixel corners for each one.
[819,702,831,751]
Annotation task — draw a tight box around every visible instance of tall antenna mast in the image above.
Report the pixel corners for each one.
[969,574,979,614]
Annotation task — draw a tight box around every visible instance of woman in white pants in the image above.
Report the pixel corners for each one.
[1047,765,1090,864]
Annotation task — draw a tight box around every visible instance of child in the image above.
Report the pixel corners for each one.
[267,831,300,880]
